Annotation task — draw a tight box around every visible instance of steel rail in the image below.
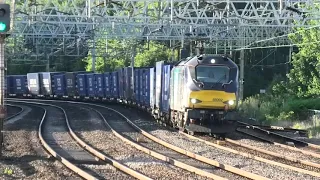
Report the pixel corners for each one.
[236,121,307,135]
[7,98,271,180]
[12,101,99,180]
[236,129,320,159]
[5,104,24,120]
[237,121,320,150]
[12,98,228,180]
[225,138,320,169]
[15,98,271,180]
[84,103,270,180]
[179,131,320,178]
[89,106,228,180]
[8,99,152,180]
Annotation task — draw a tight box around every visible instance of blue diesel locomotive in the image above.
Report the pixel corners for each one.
[6,54,239,136]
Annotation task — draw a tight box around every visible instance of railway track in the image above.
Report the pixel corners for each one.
[108,103,319,180]
[9,98,271,180]
[55,101,212,180]
[5,104,24,120]
[8,98,320,180]
[236,121,308,136]
[8,100,150,180]
[236,122,320,158]
[179,132,320,178]
[77,103,252,180]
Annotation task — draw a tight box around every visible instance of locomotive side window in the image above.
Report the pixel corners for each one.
[196,65,229,84]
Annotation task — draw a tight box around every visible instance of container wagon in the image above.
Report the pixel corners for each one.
[27,73,40,96]
[76,74,87,98]
[53,73,66,98]
[94,73,105,99]
[11,75,28,97]
[86,73,95,98]
[39,72,63,98]
[103,72,112,100]
[5,76,13,96]
[65,71,88,98]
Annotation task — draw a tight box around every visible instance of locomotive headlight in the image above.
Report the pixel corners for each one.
[210,59,216,63]
[228,100,235,105]
[190,98,202,104]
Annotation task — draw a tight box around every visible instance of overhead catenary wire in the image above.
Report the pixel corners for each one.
[234,23,320,51]
[237,39,320,50]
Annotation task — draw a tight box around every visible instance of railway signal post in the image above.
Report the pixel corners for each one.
[0,3,10,156]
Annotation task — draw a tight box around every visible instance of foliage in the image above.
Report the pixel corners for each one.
[285,4,320,98]
[239,3,320,128]
[83,39,176,72]
[242,47,291,98]
[134,41,177,67]
[238,93,295,124]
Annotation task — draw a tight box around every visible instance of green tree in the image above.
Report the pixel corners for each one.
[83,39,133,72]
[134,41,175,67]
[83,39,176,72]
[285,4,320,98]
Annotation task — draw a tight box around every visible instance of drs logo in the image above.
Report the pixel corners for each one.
[57,78,61,90]
[67,79,72,86]
[105,76,109,91]
[79,78,83,90]
[16,79,21,86]
[43,79,49,87]
[113,76,117,91]
[98,77,102,87]
[16,79,22,90]
[29,79,37,88]
[57,78,61,86]
[88,77,93,91]
[98,77,102,91]
[88,78,93,87]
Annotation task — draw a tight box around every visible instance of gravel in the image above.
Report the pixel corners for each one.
[79,104,249,180]
[41,103,129,179]
[237,128,320,159]
[271,131,320,146]
[58,102,211,180]
[106,105,320,180]
[227,131,320,164]
[1,102,78,179]
[210,137,320,173]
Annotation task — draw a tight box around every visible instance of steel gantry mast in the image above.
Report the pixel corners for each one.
[3,0,320,100]
[8,0,318,48]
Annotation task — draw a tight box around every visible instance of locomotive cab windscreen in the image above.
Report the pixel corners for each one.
[185,55,238,93]
[195,65,231,90]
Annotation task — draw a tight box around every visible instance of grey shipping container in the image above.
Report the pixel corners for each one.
[65,71,89,97]
[39,72,61,95]
[65,72,77,96]
[27,73,40,95]
[155,61,164,109]
[123,67,134,101]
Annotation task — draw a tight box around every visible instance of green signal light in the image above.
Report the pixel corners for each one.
[0,22,6,31]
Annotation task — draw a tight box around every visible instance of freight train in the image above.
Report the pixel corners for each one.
[5,54,239,137]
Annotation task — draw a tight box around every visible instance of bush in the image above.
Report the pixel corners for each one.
[287,98,320,113]
[238,94,295,125]
[238,94,320,125]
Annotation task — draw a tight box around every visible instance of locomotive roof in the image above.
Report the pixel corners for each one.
[177,54,238,68]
